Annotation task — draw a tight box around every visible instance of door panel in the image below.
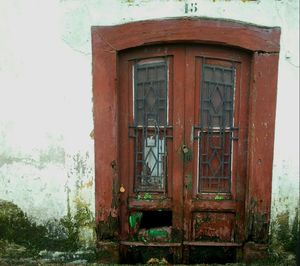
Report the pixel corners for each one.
[184,46,250,244]
[119,44,250,246]
[119,45,185,242]
[192,212,235,242]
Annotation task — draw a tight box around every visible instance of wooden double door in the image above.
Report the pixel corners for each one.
[118,44,250,258]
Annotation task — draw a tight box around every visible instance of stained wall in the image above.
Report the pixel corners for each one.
[0,0,298,248]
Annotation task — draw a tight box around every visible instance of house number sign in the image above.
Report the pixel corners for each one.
[185,2,198,14]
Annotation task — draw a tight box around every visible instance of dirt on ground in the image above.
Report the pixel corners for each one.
[0,240,298,266]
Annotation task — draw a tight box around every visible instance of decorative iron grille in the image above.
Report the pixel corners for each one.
[129,59,171,192]
[195,64,238,193]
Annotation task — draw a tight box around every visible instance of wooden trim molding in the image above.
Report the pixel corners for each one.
[91,18,280,248]
[92,18,280,53]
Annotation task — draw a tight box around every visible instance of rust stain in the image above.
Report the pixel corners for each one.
[79,179,93,189]
[89,129,94,139]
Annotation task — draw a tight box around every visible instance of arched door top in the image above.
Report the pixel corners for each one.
[92,18,280,53]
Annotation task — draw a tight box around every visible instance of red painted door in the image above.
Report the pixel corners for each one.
[118,44,250,256]
[183,46,250,253]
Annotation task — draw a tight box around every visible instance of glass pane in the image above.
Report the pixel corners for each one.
[199,132,231,193]
[199,64,235,193]
[135,129,166,191]
[201,65,234,128]
[135,61,167,126]
[133,59,168,192]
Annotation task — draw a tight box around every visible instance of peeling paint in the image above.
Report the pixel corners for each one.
[247,198,269,243]
[96,213,118,241]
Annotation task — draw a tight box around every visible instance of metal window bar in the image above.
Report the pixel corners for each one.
[129,59,172,192]
[195,63,238,193]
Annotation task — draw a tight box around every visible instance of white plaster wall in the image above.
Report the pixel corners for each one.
[0,0,95,224]
[0,0,298,241]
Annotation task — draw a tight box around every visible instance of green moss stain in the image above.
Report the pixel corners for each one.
[0,151,96,260]
[129,216,135,228]
[129,212,142,229]
[180,145,193,165]
[137,227,171,242]
[195,218,201,231]
[276,211,291,249]
[95,158,119,242]
[214,194,225,200]
[74,197,94,228]
[68,152,93,188]
[0,154,22,167]
[270,209,299,255]
[38,135,65,167]
[59,191,95,250]
[290,208,299,253]
[0,134,65,168]
[185,173,192,190]
[266,209,299,266]
[203,213,211,223]
[0,200,47,254]
[0,199,95,256]
[66,152,95,246]
[171,228,182,242]
[247,198,269,243]
[96,213,118,241]
[143,193,152,200]
[189,246,236,264]
[148,229,168,239]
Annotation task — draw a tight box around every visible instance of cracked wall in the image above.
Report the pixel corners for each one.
[0,0,298,251]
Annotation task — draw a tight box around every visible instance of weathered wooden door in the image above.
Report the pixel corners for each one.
[118,44,250,262]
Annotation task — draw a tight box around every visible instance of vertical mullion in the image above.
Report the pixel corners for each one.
[164,62,167,192]
[219,129,224,193]
[134,130,138,192]
[164,62,168,127]
[208,67,216,191]
[142,67,147,190]
[155,67,160,180]
[220,69,225,193]
[198,130,202,193]
[134,63,138,126]
[163,126,166,191]
[134,64,138,192]
[200,64,208,192]
[199,60,203,192]
[228,68,235,192]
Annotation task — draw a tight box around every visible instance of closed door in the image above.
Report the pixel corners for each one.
[118,44,250,250]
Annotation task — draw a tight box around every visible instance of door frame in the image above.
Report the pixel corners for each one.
[92,18,280,261]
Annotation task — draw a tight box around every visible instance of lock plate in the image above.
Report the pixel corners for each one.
[181,144,192,163]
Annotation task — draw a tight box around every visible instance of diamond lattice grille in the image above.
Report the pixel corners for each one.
[133,60,168,192]
[199,64,235,193]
